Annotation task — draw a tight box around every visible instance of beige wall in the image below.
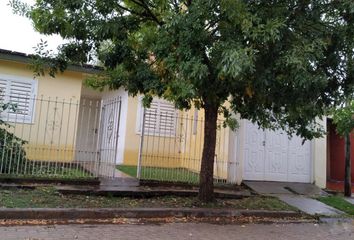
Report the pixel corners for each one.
[0,59,85,162]
[313,118,327,188]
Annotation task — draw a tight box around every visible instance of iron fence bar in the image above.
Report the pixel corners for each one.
[65,98,73,174]
[137,107,146,179]
[113,97,122,178]
[97,101,105,177]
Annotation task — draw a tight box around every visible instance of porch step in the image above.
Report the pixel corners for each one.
[100,177,140,187]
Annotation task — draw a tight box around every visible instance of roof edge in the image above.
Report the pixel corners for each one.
[0,48,102,74]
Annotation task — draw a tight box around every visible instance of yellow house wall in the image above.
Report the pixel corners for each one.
[122,96,181,168]
[122,98,230,178]
[0,60,84,162]
[178,108,230,179]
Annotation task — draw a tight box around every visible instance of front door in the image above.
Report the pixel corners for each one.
[97,97,122,177]
[75,98,101,163]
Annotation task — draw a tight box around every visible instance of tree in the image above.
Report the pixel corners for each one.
[11,0,353,202]
[332,101,354,197]
[326,1,354,197]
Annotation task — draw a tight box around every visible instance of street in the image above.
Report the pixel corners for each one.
[0,222,352,240]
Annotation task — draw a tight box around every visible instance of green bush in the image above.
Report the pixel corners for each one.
[0,103,29,174]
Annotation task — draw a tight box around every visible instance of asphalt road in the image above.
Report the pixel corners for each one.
[0,222,353,240]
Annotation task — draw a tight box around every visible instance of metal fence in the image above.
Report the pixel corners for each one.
[0,95,121,179]
[137,109,231,184]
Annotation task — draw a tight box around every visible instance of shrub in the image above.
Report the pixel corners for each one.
[0,102,29,174]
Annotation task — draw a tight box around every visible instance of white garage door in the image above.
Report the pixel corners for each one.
[243,121,312,183]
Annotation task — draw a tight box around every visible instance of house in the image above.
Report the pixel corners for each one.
[0,48,327,189]
[0,49,115,177]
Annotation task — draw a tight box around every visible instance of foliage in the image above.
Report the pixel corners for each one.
[332,101,354,136]
[0,103,28,174]
[10,0,353,139]
[327,1,354,136]
[9,0,354,201]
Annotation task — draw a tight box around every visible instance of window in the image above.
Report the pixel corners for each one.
[137,98,177,136]
[0,74,37,123]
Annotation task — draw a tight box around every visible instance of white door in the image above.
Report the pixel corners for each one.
[97,97,121,177]
[243,121,311,183]
[287,135,311,182]
[75,98,101,162]
[264,129,289,181]
[243,121,266,180]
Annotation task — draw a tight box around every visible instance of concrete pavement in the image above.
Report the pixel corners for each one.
[244,181,343,216]
[344,197,354,205]
[0,222,352,240]
[277,195,344,216]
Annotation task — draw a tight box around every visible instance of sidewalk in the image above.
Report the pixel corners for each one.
[0,183,310,225]
[244,181,345,217]
[0,180,346,224]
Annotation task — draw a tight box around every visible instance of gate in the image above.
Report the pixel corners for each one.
[95,97,122,178]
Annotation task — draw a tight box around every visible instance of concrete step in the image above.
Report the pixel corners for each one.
[100,177,140,187]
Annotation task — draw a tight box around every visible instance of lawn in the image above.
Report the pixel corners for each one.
[0,187,295,211]
[1,161,94,179]
[117,165,200,184]
[317,196,354,216]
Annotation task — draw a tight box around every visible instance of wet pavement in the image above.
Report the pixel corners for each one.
[243,181,328,196]
[0,222,352,240]
[277,195,344,216]
[243,181,342,216]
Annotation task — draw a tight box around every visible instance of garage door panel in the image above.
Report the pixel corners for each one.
[244,148,264,180]
[287,137,311,182]
[243,121,265,180]
[265,150,288,179]
[243,121,311,183]
[265,130,288,181]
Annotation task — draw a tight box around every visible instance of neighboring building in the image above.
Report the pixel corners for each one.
[0,48,327,188]
[327,119,354,184]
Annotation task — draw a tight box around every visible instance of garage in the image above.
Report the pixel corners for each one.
[242,120,312,183]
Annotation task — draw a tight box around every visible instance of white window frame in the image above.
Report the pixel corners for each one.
[0,74,38,124]
[136,97,178,137]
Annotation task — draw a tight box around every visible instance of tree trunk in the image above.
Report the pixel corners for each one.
[198,102,218,202]
[344,133,351,197]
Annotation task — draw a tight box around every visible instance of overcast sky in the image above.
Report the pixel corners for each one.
[0,0,64,54]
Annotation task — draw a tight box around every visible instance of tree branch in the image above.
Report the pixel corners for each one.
[130,0,164,25]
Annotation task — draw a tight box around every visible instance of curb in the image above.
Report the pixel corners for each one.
[0,208,303,220]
